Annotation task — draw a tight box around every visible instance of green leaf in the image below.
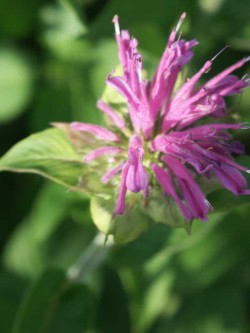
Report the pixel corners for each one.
[97,268,131,333]
[90,193,190,245]
[0,47,34,123]
[89,0,190,40]
[110,224,170,267]
[145,197,192,234]
[0,0,40,38]
[0,128,84,189]
[90,196,114,234]
[41,0,87,61]
[90,196,154,244]
[47,284,95,333]
[12,268,66,333]
[3,183,87,277]
[12,268,95,333]
[0,269,27,333]
[208,189,250,212]
[60,0,87,32]
[162,277,245,333]
[113,206,154,244]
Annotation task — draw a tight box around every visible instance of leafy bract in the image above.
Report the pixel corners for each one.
[90,194,188,244]
[90,196,154,244]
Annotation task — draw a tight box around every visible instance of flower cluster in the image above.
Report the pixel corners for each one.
[70,13,250,222]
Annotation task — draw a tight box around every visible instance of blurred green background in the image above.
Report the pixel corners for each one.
[1,0,250,332]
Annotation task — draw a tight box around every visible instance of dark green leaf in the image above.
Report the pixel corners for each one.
[0,0,40,37]
[0,270,27,333]
[12,268,95,333]
[161,277,245,333]
[47,283,95,333]
[97,268,131,333]
[12,268,66,333]
[110,224,170,267]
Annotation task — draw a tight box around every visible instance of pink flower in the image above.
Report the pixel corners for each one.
[70,13,250,222]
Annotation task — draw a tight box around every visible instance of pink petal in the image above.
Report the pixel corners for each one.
[126,135,149,192]
[84,146,121,163]
[106,74,140,109]
[214,164,250,195]
[101,161,125,183]
[70,122,120,142]
[151,163,192,220]
[162,155,212,220]
[115,162,129,215]
[97,100,126,129]
[206,57,250,92]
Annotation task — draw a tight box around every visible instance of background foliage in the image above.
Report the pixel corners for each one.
[0,0,250,332]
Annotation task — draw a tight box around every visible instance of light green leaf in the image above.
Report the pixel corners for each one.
[90,196,114,234]
[146,197,192,234]
[90,192,191,244]
[90,196,154,244]
[60,0,87,31]
[113,205,154,244]
[40,0,87,62]
[3,183,87,277]
[0,48,34,123]
[0,128,84,189]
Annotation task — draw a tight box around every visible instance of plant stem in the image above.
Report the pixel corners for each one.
[67,233,113,283]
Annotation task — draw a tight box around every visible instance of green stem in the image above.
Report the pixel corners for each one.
[67,233,113,282]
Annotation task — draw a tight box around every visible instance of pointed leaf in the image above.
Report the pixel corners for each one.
[0,128,84,189]
[12,268,66,333]
[12,268,95,333]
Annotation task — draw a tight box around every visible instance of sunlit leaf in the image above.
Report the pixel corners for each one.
[90,196,113,234]
[0,128,84,189]
[90,196,154,244]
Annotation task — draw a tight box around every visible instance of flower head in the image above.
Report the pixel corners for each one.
[69,13,250,223]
